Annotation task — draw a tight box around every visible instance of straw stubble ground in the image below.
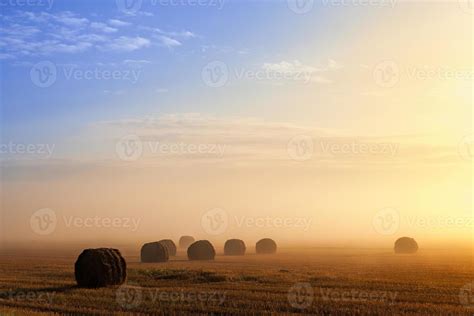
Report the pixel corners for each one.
[0,248,472,315]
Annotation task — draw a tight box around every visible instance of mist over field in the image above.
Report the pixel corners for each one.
[0,0,472,315]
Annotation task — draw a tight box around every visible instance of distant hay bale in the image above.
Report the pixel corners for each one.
[394,237,418,254]
[141,242,169,263]
[187,240,216,260]
[256,238,277,254]
[179,236,195,249]
[159,239,177,256]
[224,239,246,256]
[74,248,126,288]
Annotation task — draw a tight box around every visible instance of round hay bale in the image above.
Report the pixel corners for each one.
[74,248,126,288]
[179,235,195,249]
[224,239,246,256]
[159,239,177,256]
[141,242,169,263]
[394,237,418,254]
[256,238,277,254]
[187,240,216,260]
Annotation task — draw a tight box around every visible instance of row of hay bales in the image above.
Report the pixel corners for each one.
[74,236,417,288]
[140,237,278,262]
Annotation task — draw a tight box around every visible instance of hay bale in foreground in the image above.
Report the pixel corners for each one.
[224,239,246,256]
[75,248,126,288]
[159,239,177,256]
[179,235,195,249]
[394,237,418,254]
[187,240,216,260]
[141,242,169,263]
[256,238,277,254]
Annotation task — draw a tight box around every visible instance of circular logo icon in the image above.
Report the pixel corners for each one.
[116,0,143,14]
[459,282,474,308]
[372,207,400,235]
[458,0,473,14]
[287,0,314,14]
[115,134,143,161]
[287,135,314,161]
[373,60,399,88]
[116,283,143,309]
[30,208,57,236]
[201,61,229,88]
[287,282,314,309]
[458,134,473,161]
[201,208,228,235]
[30,61,57,88]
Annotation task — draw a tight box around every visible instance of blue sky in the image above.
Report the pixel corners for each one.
[0,1,472,246]
[0,0,373,143]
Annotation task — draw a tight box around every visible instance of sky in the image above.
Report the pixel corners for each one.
[0,0,472,249]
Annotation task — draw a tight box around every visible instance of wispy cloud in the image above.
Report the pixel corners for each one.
[108,19,131,27]
[0,11,194,58]
[103,36,151,52]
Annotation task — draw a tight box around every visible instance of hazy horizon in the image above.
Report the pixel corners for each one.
[0,1,472,250]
